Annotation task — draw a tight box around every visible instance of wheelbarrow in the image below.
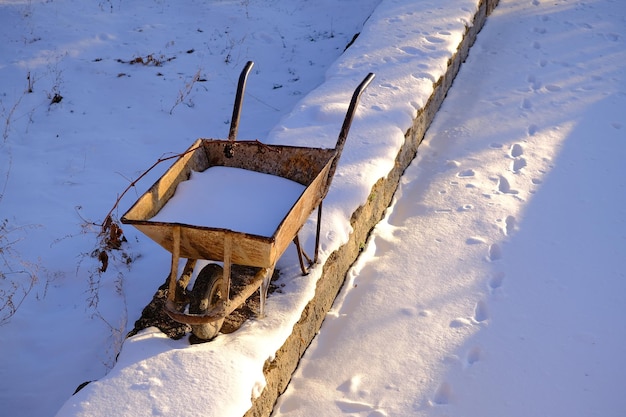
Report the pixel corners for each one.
[121,61,374,340]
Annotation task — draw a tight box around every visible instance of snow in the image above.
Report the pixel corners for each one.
[150,167,306,237]
[0,0,624,417]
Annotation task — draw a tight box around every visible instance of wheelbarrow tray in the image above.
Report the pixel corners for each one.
[120,63,373,335]
[121,138,336,270]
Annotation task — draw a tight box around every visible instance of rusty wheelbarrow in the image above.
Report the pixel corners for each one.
[122,61,374,340]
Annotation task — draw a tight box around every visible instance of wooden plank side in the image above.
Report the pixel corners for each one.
[122,139,209,222]
[124,138,337,270]
[134,223,274,267]
[271,161,332,263]
[201,140,335,186]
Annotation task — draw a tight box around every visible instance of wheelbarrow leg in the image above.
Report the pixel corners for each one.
[167,226,182,304]
[173,259,196,310]
[293,234,312,275]
[259,266,275,318]
[222,232,233,301]
[314,201,323,264]
[292,201,324,275]
[166,227,198,310]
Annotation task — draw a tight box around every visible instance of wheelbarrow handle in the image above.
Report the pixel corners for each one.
[228,61,255,142]
[327,72,376,182]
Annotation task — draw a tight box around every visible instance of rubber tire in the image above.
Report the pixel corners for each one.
[189,263,225,341]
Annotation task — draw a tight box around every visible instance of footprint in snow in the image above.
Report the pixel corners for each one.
[509,143,527,173]
[433,382,454,405]
[504,215,516,236]
[335,399,388,416]
[497,175,518,194]
[489,271,506,293]
[373,234,397,255]
[487,243,502,261]
[474,300,490,323]
[544,84,562,92]
[425,35,445,44]
[511,157,527,173]
[400,45,420,54]
[450,317,473,328]
[412,72,436,83]
[457,168,475,178]
[467,346,483,366]
[380,82,400,91]
[510,143,524,158]
[527,74,542,90]
[337,375,363,395]
[466,236,486,245]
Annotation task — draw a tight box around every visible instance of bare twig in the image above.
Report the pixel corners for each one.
[2,95,24,142]
[169,69,202,114]
[101,144,202,231]
[0,219,40,326]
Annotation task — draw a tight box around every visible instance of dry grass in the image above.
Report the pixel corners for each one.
[0,219,40,326]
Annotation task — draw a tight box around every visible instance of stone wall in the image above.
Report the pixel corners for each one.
[245,1,500,416]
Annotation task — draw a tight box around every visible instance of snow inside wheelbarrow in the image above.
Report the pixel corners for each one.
[121,138,337,269]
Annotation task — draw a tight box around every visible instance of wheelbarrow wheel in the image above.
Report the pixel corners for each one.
[189,263,225,341]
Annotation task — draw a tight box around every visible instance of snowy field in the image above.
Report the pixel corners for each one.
[273,0,626,416]
[1,1,383,415]
[1,0,625,417]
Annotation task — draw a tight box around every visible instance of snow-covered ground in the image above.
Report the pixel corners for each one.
[1,1,382,415]
[1,0,625,416]
[273,1,626,416]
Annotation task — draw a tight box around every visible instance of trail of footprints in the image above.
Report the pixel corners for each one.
[432,35,546,409]
[406,0,622,406]
[432,148,526,406]
[430,3,562,406]
[431,0,622,407]
[432,271,508,407]
[510,143,527,173]
[431,142,526,406]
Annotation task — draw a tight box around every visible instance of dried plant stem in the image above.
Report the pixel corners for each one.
[169,69,202,114]
[101,144,201,230]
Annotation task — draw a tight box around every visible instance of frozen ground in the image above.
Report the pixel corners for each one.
[1,0,625,417]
